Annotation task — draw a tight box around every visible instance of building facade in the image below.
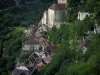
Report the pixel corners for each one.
[48,4,66,28]
[39,0,67,30]
[41,11,48,25]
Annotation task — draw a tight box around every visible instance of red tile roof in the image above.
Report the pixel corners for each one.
[36,62,44,67]
[36,61,44,70]
[24,36,40,45]
[24,35,49,46]
[49,4,66,10]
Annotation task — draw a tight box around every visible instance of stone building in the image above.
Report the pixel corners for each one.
[77,12,90,20]
[39,0,67,31]
[48,3,66,28]
[22,35,49,53]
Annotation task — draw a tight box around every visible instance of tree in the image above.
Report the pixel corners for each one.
[0,40,4,57]
[67,0,81,7]
[85,0,96,12]
[43,40,73,75]
[0,0,15,9]
[41,0,56,3]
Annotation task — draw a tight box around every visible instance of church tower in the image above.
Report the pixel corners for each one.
[58,0,67,4]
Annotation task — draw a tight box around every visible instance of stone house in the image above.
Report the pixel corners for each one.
[77,12,90,20]
[22,35,49,53]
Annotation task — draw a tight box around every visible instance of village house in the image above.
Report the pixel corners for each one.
[77,12,100,34]
[22,36,48,53]
[77,12,90,20]
[24,48,52,72]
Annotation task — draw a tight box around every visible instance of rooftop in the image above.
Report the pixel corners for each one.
[16,66,29,71]
[43,55,52,64]
[24,36,39,45]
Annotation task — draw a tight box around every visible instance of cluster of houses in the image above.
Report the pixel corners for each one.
[12,24,54,75]
[11,1,68,75]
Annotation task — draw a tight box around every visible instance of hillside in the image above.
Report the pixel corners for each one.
[0,0,100,75]
[0,0,53,75]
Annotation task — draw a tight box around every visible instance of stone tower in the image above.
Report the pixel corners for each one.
[58,0,67,4]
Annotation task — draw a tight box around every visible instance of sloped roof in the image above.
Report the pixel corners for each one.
[49,4,66,10]
[16,66,29,71]
[24,35,49,46]
[43,55,52,64]
[24,35,40,45]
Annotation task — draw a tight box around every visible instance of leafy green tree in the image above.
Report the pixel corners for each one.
[43,40,73,75]
[41,0,55,2]
[86,34,100,58]
[0,0,15,9]
[67,0,81,7]
[85,0,96,12]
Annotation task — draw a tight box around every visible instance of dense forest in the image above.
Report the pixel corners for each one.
[36,0,100,75]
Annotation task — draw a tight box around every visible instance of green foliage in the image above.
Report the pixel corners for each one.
[43,40,72,75]
[67,0,81,7]
[48,24,69,44]
[41,0,55,2]
[85,0,96,12]
[0,0,15,9]
[86,34,100,58]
